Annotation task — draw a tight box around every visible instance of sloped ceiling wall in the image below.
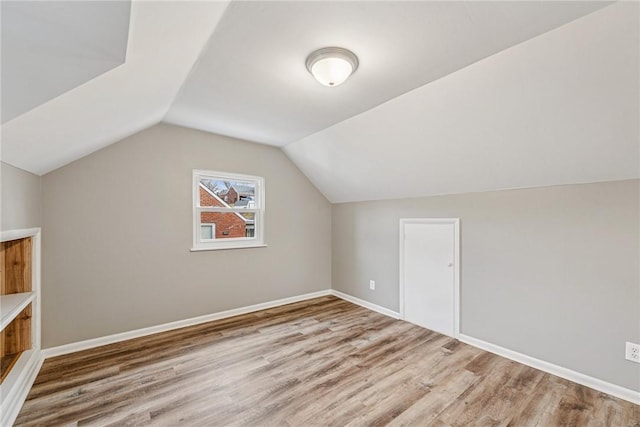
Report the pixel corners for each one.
[284,2,639,203]
[163,0,609,146]
[1,1,636,202]
[1,1,615,180]
[1,1,229,175]
[1,1,131,123]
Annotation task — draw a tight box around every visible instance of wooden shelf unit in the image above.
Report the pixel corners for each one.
[0,228,42,427]
[1,237,34,383]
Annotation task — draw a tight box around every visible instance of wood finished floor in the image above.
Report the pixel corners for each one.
[15,296,640,426]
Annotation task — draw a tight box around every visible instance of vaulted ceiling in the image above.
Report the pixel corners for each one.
[1,1,131,124]
[1,1,229,175]
[1,1,638,203]
[163,0,611,145]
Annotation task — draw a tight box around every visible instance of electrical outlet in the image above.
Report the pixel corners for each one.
[369,280,375,290]
[625,342,640,363]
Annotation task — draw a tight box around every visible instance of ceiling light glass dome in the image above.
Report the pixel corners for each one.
[306,47,359,87]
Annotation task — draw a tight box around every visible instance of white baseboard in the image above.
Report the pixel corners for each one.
[458,333,640,405]
[43,290,332,359]
[330,290,400,319]
[0,349,43,427]
[39,290,639,407]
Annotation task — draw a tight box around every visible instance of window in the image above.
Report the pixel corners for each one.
[192,170,265,251]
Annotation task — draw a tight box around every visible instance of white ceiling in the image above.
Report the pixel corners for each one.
[1,1,131,123]
[1,1,229,175]
[285,1,639,203]
[164,1,610,146]
[1,0,636,205]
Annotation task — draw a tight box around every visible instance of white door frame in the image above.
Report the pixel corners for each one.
[399,218,461,338]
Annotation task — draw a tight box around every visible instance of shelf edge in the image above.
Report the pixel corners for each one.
[0,292,36,330]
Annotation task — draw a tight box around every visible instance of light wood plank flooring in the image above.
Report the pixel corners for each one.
[15,296,640,426]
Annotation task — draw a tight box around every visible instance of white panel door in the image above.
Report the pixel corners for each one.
[402,221,455,336]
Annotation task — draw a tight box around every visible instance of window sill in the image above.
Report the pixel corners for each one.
[190,244,267,252]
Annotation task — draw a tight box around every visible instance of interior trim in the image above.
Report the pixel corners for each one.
[42,289,332,359]
[459,333,640,405]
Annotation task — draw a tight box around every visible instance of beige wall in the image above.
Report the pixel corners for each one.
[31,123,640,393]
[41,124,332,347]
[332,180,640,391]
[1,161,41,231]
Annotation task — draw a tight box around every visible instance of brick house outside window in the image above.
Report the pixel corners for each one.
[199,184,247,239]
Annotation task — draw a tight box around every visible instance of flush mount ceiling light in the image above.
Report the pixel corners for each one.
[306,47,359,87]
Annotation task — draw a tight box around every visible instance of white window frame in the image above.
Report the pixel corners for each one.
[191,169,266,251]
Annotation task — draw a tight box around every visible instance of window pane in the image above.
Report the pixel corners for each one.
[201,212,251,240]
[239,212,255,238]
[200,178,256,207]
[201,224,214,240]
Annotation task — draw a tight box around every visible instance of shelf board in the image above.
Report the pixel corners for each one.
[0,227,39,243]
[1,292,35,331]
